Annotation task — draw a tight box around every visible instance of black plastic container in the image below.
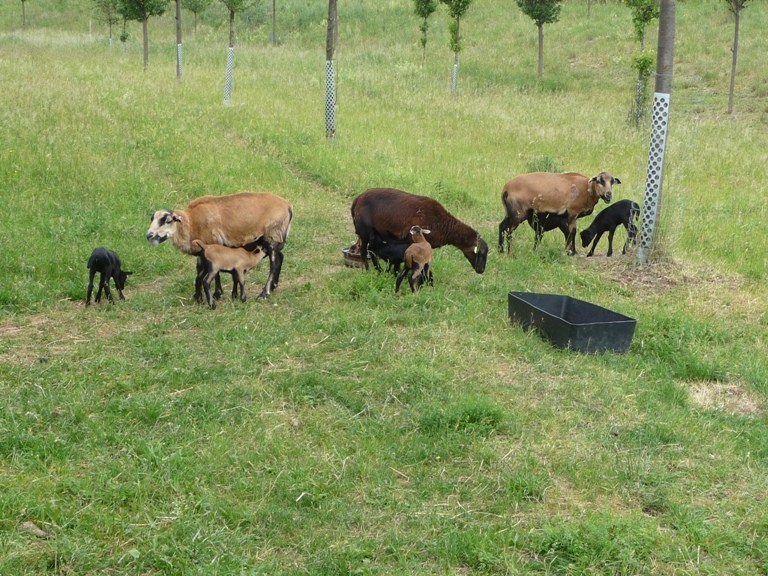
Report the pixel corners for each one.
[508,291,636,353]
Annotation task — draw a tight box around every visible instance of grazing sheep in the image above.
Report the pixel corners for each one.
[351,187,488,274]
[526,210,596,250]
[86,247,132,306]
[146,192,292,300]
[395,226,433,293]
[498,171,621,255]
[192,240,267,309]
[580,199,641,257]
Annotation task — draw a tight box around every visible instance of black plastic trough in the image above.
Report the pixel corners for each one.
[508,291,636,353]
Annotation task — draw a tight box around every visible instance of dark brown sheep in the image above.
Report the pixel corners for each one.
[498,171,621,255]
[351,187,488,274]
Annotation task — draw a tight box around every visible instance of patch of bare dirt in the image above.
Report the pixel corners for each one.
[688,380,763,417]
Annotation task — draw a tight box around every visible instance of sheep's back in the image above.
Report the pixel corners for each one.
[353,188,456,247]
[185,192,292,247]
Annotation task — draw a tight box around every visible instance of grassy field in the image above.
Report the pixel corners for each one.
[1,0,767,574]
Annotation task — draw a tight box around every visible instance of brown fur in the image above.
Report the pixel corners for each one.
[147,192,292,299]
[351,187,488,274]
[192,240,266,309]
[396,226,433,293]
[498,171,620,255]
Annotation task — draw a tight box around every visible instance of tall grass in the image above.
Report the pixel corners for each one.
[1,1,767,574]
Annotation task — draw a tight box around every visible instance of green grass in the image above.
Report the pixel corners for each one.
[1,0,767,574]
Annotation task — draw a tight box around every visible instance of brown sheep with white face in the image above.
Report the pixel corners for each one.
[146,192,292,299]
[498,171,621,255]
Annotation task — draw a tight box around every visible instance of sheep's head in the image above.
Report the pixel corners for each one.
[409,225,431,240]
[146,210,182,246]
[464,234,488,274]
[589,172,621,204]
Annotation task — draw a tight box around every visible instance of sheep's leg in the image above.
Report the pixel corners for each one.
[565,226,578,256]
[606,229,615,257]
[202,273,216,309]
[270,248,284,290]
[114,273,126,301]
[86,270,96,306]
[102,277,115,304]
[258,245,276,299]
[235,270,247,302]
[395,267,408,293]
[194,256,205,303]
[624,222,638,254]
[586,231,604,257]
[213,273,224,300]
[498,217,511,253]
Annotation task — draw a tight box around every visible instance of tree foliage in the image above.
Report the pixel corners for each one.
[516,0,561,28]
[414,0,437,64]
[118,0,167,23]
[625,0,659,48]
[440,0,471,53]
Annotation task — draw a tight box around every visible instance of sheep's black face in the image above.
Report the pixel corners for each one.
[146,210,174,246]
[470,237,489,274]
[115,270,132,290]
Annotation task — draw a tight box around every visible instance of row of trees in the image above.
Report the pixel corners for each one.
[74,0,755,115]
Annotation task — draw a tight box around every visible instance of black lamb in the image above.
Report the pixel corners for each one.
[580,199,641,257]
[86,247,132,306]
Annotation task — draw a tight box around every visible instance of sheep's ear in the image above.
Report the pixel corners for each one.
[614,177,622,185]
[589,176,597,183]
[125,271,134,276]
[172,213,183,222]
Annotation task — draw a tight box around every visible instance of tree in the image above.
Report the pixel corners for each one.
[439,0,472,96]
[516,0,561,80]
[414,0,437,66]
[182,0,212,34]
[118,0,168,70]
[637,0,675,265]
[325,0,337,138]
[21,0,29,27]
[625,0,659,49]
[174,0,182,81]
[220,0,257,104]
[725,0,749,114]
[93,0,121,46]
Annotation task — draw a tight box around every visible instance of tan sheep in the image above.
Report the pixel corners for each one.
[498,171,621,255]
[395,226,433,293]
[146,192,292,299]
[192,240,267,309]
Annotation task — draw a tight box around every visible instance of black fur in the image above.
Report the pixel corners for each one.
[580,200,641,257]
[86,247,132,305]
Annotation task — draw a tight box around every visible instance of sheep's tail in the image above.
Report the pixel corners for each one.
[631,202,641,222]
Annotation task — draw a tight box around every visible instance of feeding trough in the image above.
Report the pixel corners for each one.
[342,242,366,268]
[508,291,636,353]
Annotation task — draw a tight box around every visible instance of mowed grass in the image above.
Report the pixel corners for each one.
[1,0,767,574]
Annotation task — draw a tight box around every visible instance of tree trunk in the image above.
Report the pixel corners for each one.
[143,16,149,70]
[727,6,740,114]
[229,9,235,49]
[637,0,676,264]
[537,23,544,80]
[271,0,277,45]
[175,0,183,81]
[326,0,337,60]
[325,0,337,138]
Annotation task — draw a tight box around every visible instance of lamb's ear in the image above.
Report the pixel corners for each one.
[124,271,134,276]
